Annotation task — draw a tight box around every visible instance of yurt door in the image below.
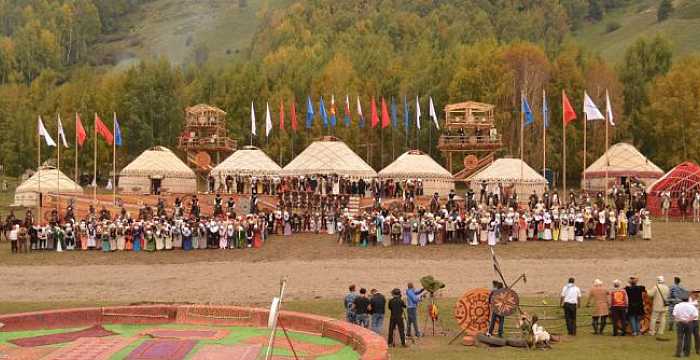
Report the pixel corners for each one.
[150,179,162,195]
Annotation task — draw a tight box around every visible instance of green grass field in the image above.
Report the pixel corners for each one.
[574,0,700,64]
[0,297,678,360]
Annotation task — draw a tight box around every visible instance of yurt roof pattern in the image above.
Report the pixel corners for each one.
[647,161,700,194]
[379,150,453,179]
[211,146,281,177]
[15,166,83,193]
[281,139,376,178]
[584,142,663,177]
[119,146,196,179]
[468,158,547,184]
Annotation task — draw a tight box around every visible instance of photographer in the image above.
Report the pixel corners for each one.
[406,282,425,337]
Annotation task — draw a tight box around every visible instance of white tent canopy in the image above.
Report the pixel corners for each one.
[379,150,454,195]
[281,137,376,178]
[14,166,83,206]
[468,158,547,200]
[211,146,281,178]
[119,146,196,194]
[582,142,663,190]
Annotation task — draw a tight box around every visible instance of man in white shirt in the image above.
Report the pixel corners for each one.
[673,292,699,357]
[560,277,582,336]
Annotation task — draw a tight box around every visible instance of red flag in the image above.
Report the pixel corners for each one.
[290,101,298,131]
[279,100,285,130]
[381,97,390,129]
[562,90,577,126]
[75,113,87,146]
[94,113,113,145]
[370,97,379,128]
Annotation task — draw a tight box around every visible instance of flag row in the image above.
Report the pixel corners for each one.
[520,89,616,128]
[37,113,123,148]
[250,95,441,137]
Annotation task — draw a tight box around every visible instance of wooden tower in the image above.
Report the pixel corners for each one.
[177,104,237,174]
[437,101,503,180]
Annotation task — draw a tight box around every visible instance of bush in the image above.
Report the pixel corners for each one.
[658,0,673,22]
[605,21,621,33]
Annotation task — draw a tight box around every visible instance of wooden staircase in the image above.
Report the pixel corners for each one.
[453,153,495,182]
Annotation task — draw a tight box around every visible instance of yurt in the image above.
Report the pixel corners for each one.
[468,158,548,200]
[119,146,196,194]
[210,146,282,188]
[379,150,454,195]
[647,161,700,217]
[281,136,376,179]
[14,166,83,207]
[582,143,663,191]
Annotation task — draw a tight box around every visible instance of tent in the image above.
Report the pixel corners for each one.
[281,136,376,179]
[119,146,196,194]
[646,161,700,217]
[14,166,83,207]
[210,146,282,187]
[467,158,547,200]
[582,142,663,191]
[379,150,454,195]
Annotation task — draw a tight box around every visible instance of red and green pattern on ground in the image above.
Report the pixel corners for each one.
[0,323,359,360]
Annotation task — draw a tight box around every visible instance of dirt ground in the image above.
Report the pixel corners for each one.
[1,222,699,304]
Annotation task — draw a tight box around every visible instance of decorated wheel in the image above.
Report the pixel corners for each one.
[454,288,491,333]
[194,151,211,169]
[464,155,478,169]
[490,288,519,317]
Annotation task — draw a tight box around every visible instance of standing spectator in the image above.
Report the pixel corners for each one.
[353,288,371,328]
[586,279,609,335]
[626,276,646,336]
[648,276,670,336]
[610,280,629,336]
[369,289,386,335]
[672,293,698,357]
[387,288,407,348]
[487,281,505,337]
[406,282,424,337]
[8,224,18,253]
[560,277,581,336]
[669,277,688,331]
[344,285,358,323]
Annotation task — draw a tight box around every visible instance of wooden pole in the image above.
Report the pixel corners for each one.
[113,112,117,205]
[57,114,61,215]
[583,111,587,191]
[542,89,546,178]
[37,118,42,224]
[93,113,97,204]
[74,113,79,183]
[520,91,524,180]
[562,90,567,204]
[605,102,609,202]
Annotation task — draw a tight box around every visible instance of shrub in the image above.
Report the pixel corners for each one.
[605,21,621,33]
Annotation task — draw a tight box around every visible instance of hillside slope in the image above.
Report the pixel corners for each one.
[97,0,288,68]
[575,0,700,64]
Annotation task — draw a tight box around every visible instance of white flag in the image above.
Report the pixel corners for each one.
[250,101,256,136]
[416,96,422,130]
[37,116,56,147]
[429,96,440,130]
[356,96,363,117]
[265,101,272,137]
[606,90,615,126]
[583,91,604,120]
[57,114,69,148]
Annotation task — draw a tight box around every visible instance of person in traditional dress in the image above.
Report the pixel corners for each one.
[284,210,292,236]
[597,208,606,240]
[101,224,111,252]
[109,222,117,251]
[402,217,411,245]
[574,213,585,242]
[543,211,553,241]
[218,220,227,249]
[560,214,569,242]
[54,225,64,252]
[65,223,75,250]
[116,221,126,250]
[487,218,497,246]
[172,220,182,249]
[145,225,156,252]
[182,222,192,251]
[642,210,652,240]
[608,210,617,240]
[132,223,142,252]
[417,218,428,247]
[661,191,671,222]
[480,209,490,243]
[253,220,263,248]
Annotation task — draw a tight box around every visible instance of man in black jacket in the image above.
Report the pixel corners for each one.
[387,288,408,348]
[369,289,386,334]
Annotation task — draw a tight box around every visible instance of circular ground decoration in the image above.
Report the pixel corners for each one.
[454,288,491,333]
[489,288,519,317]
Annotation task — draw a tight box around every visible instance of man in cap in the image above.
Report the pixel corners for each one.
[387,288,407,348]
[648,275,671,336]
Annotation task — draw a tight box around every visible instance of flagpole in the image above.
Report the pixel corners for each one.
[93,113,97,204]
[113,112,117,205]
[74,113,79,183]
[605,101,609,202]
[562,90,567,204]
[57,114,61,216]
[37,119,42,224]
[520,91,525,180]
[543,89,546,178]
[583,112,587,191]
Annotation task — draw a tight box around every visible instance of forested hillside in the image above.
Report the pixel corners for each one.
[0,0,698,187]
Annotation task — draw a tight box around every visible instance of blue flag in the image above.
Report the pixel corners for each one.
[543,90,549,128]
[306,96,314,129]
[391,97,398,128]
[319,96,328,127]
[403,96,410,133]
[522,95,534,126]
[113,113,122,146]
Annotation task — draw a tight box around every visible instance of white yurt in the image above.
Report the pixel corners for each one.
[281,136,376,179]
[210,146,282,188]
[582,142,663,191]
[379,150,454,195]
[14,166,83,207]
[119,146,197,194]
[468,158,548,200]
